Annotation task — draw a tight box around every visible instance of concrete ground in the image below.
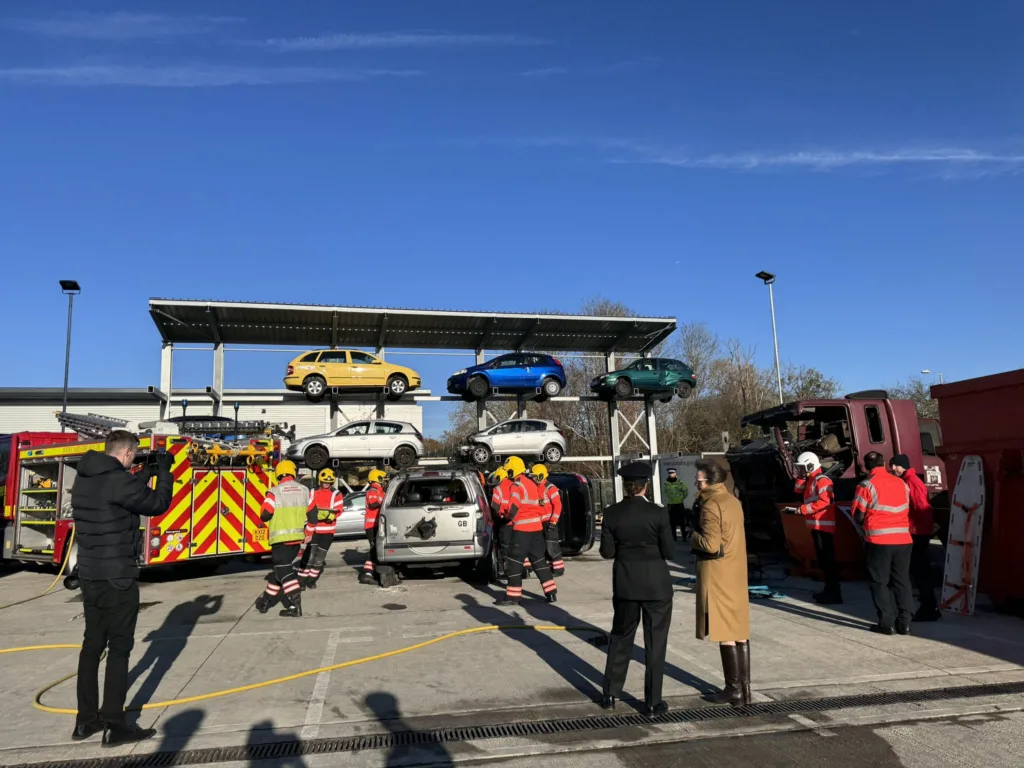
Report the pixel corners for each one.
[1,541,1022,767]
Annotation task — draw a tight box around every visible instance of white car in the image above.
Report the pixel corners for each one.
[286,420,424,471]
[334,491,368,538]
[460,418,567,466]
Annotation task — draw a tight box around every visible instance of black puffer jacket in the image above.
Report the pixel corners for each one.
[71,451,173,581]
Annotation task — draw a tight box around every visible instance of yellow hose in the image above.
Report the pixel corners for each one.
[1,624,604,716]
[0,528,76,611]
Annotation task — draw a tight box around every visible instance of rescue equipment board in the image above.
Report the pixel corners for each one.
[941,455,986,616]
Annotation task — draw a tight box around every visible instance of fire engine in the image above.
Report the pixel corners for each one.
[1,413,286,572]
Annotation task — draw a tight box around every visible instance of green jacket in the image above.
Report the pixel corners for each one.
[663,478,689,506]
[268,480,310,545]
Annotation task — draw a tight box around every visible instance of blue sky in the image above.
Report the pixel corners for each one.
[1,1,1021,435]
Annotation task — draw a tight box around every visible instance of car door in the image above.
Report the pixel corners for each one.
[369,421,401,454]
[317,350,352,386]
[349,350,385,389]
[520,420,548,454]
[487,422,518,454]
[334,421,370,457]
[630,359,659,389]
[488,354,520,389]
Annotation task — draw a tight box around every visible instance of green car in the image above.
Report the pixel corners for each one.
[590,358,696,401]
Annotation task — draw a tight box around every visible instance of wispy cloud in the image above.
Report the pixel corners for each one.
[258,31,546,52]
[520,58,656,77]
[521,66,570,77]
[6,12,242,40]
[0,64,421,88]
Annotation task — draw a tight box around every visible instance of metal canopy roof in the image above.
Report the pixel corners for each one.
[149,299,677,354]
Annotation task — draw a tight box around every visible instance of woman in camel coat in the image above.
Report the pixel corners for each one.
[691,459,751,707]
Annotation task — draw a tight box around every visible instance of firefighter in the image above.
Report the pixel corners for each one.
[496,456,557,606]
[785,452,842,604]
[662,468,689,540]
[490,467,513,578]
[532,464,565,576]
[254,460,311,618]
[852,451,914,635]
[360,469,387,585]
[299,468,343,589]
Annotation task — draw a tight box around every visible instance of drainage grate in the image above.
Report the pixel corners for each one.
[12,680,1024,768]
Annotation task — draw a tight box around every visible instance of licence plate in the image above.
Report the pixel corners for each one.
[252,527,268,543]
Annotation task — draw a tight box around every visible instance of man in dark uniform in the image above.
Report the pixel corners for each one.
[600,462,676,717]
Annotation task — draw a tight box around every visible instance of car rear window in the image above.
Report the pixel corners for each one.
[393,478,472,506]
[300,352,320,363]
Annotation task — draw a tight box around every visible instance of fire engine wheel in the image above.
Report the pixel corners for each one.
[613,378,634,399]
[386,375,409,400]
[541,378,562,397]
[393,446,417,469]
[304,445,330,471]
[543,444,564,463]
[675,382,693,399]
[471,444,492,466]
[303,375,327,401]
[467,376,489,400]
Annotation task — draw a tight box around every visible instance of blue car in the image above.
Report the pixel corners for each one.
[447,353,566,401]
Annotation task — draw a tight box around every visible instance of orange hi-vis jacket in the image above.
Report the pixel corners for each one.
[491,478,514,519]
[538,480,562,525]
[364,481,385,531]
[507,475,548,532]
[852,467,912,545]
[306,488,344,536]
[794,469,837,532]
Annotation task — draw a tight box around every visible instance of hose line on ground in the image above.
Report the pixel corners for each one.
[0,624,606,716]
[0,528,76,611]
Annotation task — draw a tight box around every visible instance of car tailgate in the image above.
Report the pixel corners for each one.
[380,502,480,554]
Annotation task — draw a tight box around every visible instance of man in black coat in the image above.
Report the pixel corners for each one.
[599,462,676,717]
[71,430,173,746]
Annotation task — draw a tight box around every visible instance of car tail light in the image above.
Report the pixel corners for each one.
[286,365,294,375]
[575,474,587,483]
[552,358,562,367]
[690,373,696,379]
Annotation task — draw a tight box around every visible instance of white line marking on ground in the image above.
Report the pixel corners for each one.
[789,713,836,737]
[301,630,341,739]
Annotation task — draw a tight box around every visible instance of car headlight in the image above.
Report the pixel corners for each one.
[453,369,467,376]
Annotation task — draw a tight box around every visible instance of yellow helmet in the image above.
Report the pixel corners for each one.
[504,456,526,478]
[318,468,336,484]
[368,468,387,485]
[491,467,508,482]
[531,464,549,481]
[275,460,298,479]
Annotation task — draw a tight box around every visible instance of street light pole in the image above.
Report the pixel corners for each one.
[756,271,784,404]
[59,280,81,431]
[921,369,944,385]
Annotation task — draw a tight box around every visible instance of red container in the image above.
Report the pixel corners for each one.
[932,369,1024,610]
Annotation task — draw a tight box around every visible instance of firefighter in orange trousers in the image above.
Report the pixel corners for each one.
[299,468,344,589]
[254,460,311,618]
[359,469,387,585]
[785,452,841,604]
[852,451,914,635]
[496,456,557,606]
[532,464,565,576]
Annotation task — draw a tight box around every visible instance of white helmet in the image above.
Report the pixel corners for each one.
[795,452,821,474]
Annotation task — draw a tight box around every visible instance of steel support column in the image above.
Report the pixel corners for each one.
[475,349,488,432]
[211,343,224,416]
[159,342,173,420]
[606,352,623,502]
[646,396,661,504]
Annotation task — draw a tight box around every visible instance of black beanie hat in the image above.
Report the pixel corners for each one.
[890,454,911,471]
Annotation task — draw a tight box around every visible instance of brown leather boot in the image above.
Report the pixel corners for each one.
[739,640,751,706]
[704,644,743,707]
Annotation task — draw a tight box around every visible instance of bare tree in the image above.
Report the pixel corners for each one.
[888,376,939,419]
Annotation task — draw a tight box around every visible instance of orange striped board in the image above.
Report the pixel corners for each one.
[219,470,246,555]
[191,469,220,557]
[244,464,271,554]
[147,440,193,565]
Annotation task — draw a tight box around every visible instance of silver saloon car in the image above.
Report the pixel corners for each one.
[286,419,424,471]
[459,418,567,466]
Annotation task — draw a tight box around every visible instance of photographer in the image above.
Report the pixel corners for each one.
[70,431,173,746]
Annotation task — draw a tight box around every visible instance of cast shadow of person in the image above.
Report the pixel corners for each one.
[458,582,717,704]
[245,720,308,768]
[151,708,206,756]
[366,692,453,768]
[127,594,223,714]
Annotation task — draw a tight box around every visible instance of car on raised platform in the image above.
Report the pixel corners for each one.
[285,420,424,471]
[284,349,422,401]
[447,353,566,401]
[458,418,567,466]
[590,357,696,401]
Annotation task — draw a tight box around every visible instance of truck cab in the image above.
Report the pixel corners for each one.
[727,391,948,572]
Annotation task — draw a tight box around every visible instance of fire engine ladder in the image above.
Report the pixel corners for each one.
[54,412,134,440]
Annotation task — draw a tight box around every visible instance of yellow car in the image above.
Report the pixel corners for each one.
[284,349,422,401]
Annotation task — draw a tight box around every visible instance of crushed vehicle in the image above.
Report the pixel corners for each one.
[727,390,948,575]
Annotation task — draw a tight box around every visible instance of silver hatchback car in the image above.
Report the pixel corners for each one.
[376,468,498,581]
[460,418,567,466]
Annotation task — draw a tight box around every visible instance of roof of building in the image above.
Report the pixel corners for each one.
[148,298,677,354]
